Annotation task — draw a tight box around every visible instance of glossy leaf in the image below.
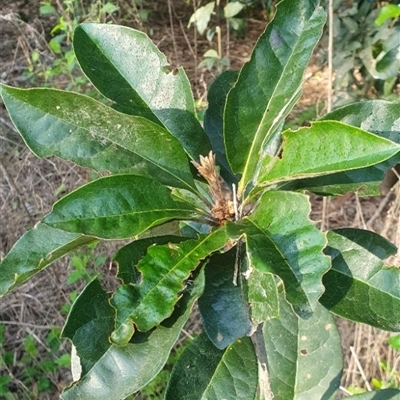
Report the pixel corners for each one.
[263,294,343,400]
[203,70,238,181]
[43,175,197,239]
[73,23,211,160]
[0,222,96,296]
[114,236,186,284]
[321,100,400,143]
[165,332,258,400]
[198,247,253,349]
[111,228,228,341]
[278,162,391,197]
[0,85,195,191]
[228,191,330,318]
[320,229,400,331]
[61,268,205,400]
[288,100,400,196]
[349,390,400,399]
[224,0,326,195]
[258,121,400,186]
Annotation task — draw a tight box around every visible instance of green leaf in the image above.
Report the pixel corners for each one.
[61,279,115,375]
[224,2,245,19]
[320,229,400,331]
[43,175,197,239]
[114,236,186,284]
[224,0,326,195]
[187,2,215,35]
[258,121,400,186]
[286,100,400,196]
[165,332,258,400]
[0,85,196,191]
[203,70,238,181]
[111,228,228,340]
[198,247,253,349]
[61,268,205,400]
[0,222,96,296]
[320,101,400,144]
[375,5,400,26]
[246,268,279,325]
[348,389,400,399]
[263,294,343,400]
[227,191,330,318]
[73,23,211,160]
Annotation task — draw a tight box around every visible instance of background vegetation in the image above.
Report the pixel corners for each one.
[0,0,399,398]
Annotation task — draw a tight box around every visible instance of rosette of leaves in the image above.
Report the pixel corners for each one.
[1,0,400,399]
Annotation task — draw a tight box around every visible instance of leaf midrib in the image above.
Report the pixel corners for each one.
[240,8,322,194]
[16,93,195,193]
[131,230,226,328]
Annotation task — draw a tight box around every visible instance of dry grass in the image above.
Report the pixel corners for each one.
[0,1,399,398]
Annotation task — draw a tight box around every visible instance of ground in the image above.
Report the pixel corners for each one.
[0,1,399,399]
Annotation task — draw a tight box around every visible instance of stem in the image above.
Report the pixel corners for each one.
[251,324,273,400]
[327,0,333,113]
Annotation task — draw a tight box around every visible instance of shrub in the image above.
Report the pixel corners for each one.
[1,0,400,398]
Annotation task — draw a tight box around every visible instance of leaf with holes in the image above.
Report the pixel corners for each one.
[224,0,326,196]
[263,294,343,400]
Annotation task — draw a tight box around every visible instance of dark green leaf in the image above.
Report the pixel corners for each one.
[278,162,391,197]
[61,279,115,375]
[289,100,400,196]
[43,175,197,239]
[73,23,211,160]
[349,389,400,399]
[258,121,400,186]
[114,236,186,284]
[320,229,400,331]
[0,222,96,296]
[165,332,258,400]
[228,191,330,318]
[198,247,253,349]
[320,100,400,144]
[203,70,238,181]
[61,268,205,400]
[224,0,326,195]
[111,228,228,341]
[0,85,195,191]
[263,294,343,400]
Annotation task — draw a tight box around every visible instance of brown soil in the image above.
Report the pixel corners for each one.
[1,1,399,399]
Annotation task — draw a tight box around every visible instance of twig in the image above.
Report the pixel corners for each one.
[0,320,53,330]
[366,186,395,229]
[327,0,334,112]
[167,0,179,65]
[350,345,372,391]
[339,386,353,396]
[0,158,35,225]
[232,183,238,221]
[354,192,367,229]
[251,324,273,400]
[232,241,240,286]
[0,116,18,133]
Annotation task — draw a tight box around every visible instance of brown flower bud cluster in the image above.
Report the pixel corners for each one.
[192,151,235,224]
